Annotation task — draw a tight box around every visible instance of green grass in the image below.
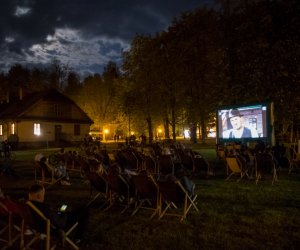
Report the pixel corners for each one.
[2,143,300,250]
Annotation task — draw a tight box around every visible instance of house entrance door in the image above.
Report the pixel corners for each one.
[55,125,62,143]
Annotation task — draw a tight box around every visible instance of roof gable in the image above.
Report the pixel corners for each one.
[0,89,93,124]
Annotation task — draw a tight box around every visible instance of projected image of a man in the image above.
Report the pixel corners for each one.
[223,109,259,139]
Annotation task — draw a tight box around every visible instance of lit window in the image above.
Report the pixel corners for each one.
[11,123,15,134]
[34,123,41,136]
[0,125,2,135]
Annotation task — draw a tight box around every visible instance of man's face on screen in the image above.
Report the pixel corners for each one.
[230,116,243,130]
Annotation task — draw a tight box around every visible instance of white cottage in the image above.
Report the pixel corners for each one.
[0,89,93,148]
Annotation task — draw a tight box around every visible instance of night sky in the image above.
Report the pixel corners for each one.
[0,0,214,76]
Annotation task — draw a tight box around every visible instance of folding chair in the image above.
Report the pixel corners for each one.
[193,154,212,177]
[158,155,175,176]
[178,153,194,173]
[254,153,277,185]
[157,179,199,222]
[0,198,27,250]
[142,155,158,175]
[225,157,248,182]
[25,200,79,250]
[85,172,108,207]
[103,172,133,214]
[289,153,300,174]
[130,173,160,218]
[34,161,61,188]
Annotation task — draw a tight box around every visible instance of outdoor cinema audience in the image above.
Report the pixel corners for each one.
[35,153,71,185]
[27,183,89,245]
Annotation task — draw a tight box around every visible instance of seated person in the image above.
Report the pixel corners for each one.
[53,160,71,185]
[27,183,89,244]
[35,154,71,185]
[175,167,195,198]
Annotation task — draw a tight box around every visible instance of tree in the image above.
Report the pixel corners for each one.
[122,35,162,143]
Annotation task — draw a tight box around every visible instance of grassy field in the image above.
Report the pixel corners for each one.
[1,142,300,250]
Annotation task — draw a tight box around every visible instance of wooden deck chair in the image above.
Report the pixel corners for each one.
[225,157,248,182]
[0,199,21,250]
[103,172,133,214]
[0,198,28,250]
[217,149,226,162]
[143,155,158,175]
[254,153,277,185]
[85,172,108,207]
[34,161,61,188]
[130,173,160,218]
[158,155,175,176]
[289,153,300,174]
[157,179,199,222]
[193,154,212,177]
[178,153,194,173]
[25,201,79,250]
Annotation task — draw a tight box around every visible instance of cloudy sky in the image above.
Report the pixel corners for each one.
[0,0,214,76]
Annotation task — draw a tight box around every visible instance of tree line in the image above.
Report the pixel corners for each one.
[0,0,299,143]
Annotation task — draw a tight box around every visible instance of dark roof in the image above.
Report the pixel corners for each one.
[0,89,93,124]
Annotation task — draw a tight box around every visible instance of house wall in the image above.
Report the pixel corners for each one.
[16,121,90,143]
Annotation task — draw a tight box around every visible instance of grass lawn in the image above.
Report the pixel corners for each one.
[1,142,300,249]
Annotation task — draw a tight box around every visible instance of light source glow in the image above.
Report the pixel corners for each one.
[34,123,41,136]
[184,129,190,138]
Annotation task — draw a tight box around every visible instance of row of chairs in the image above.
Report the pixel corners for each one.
[86,170,199,222]
[225,153,278,185]
[0,197,79,250]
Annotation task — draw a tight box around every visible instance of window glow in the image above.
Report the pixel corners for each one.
[11,123,15,134]
[0,125,2,135]
[34,123,41,136]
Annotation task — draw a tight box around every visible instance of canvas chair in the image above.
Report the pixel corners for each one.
[193,154,212,177]
[25,200,79,250]
[289,152,300,174]
[34,161,61,188]
[158,155,175,176]
[254,153,277,185]
[85,172,108,207]
[225,157,248,182]
[157,179,199,222]
[103,170,133,214]
[142,155,158,176]
[217,149,226,162]
[178,153,194,173]
[130,173,160,218]
[0,198,30,250]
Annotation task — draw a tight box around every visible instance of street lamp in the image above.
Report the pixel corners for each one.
[104,129,109,141]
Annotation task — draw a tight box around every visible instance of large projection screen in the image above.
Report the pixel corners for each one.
[217,103,270,144]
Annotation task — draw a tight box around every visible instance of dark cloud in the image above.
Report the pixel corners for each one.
[0,0,213,75]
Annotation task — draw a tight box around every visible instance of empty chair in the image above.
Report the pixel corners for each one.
[225,157,248,182]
